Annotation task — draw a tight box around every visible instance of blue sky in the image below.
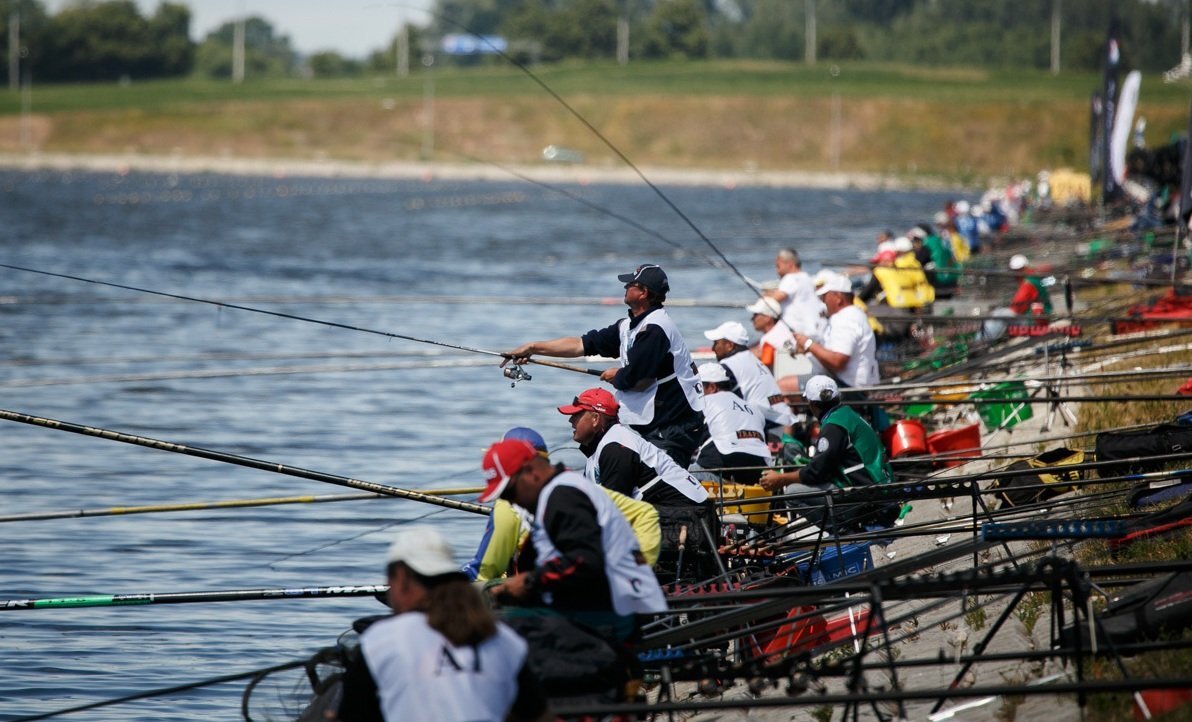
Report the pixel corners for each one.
[46,1,436,57]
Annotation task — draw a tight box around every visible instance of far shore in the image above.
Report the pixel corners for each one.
[0,151,970,192]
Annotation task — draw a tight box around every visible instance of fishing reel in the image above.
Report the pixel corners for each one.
[502,363,532,387]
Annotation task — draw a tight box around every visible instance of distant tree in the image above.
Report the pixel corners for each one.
[195,16,297,79]
[308,50,362,77]
[503,0,616,62]
[148,2,194,76]
[40,1,154,81]
[367,23,423,73]
[0,0,51,84]
[733,0,800,60]
[638,0,708,59]
[817,26,863,61]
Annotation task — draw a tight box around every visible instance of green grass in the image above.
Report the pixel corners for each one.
[2,59,1189,180]
[1,59,1184,115]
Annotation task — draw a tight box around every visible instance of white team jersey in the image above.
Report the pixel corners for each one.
[616,308,703,426]
[823,304,880,387]
[360,612,527,722]
[701,391,772,459]
[777,271,826,336]
[587,424,709,503]
[533,472,668,615]
[720,349,796,426]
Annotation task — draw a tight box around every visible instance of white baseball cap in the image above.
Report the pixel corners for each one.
[802,375,840,402]
[703,321,749,346]
[893,236,914,253]
[386,526,461,577]
[1009,254,1029,271]
[815,273,853,296]
[697,362,730,384]
[746,297,782,319]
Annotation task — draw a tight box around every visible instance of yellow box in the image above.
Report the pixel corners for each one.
[702,481,772,524]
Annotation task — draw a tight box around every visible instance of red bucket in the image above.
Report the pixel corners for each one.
[927,424,982,468]
[881,419,928,458]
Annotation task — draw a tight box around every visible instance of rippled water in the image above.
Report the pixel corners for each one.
[0,168,956,720]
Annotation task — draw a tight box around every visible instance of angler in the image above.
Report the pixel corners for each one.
[504,264,705,465]
[702,319,797,431]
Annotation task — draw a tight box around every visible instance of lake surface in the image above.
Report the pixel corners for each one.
[0,167,956,720]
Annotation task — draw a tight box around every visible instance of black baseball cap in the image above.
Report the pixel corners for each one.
[617,264,669,294]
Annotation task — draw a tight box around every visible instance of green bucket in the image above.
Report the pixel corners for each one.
[969,381,1033,431]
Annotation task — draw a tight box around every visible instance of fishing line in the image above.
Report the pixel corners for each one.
[407,6,762,297]
[0,488,483,524]
[267,507,448,569]
[0,263,601,378]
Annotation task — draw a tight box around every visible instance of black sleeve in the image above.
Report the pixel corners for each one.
[597,442,643,498]
[526,486,607,595]
[335,647,383,722]
[858,275,881,304]
[798,423,850,488]
[581,321,622,358]
[509,659,550,721]
[612,324,669,390]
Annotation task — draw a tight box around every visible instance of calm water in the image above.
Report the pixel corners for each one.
[0,168,956,720]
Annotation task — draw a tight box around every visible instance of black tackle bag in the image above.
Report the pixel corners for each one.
[1095,421,1192,479]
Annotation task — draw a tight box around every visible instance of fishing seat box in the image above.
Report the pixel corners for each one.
[700,481,771,526]
[794,542,874,586]
[990,447,1085,508]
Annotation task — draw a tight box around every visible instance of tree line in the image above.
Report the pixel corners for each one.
[2,0,1188,85]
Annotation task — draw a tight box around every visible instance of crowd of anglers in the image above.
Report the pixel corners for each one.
[334,190,1063,721]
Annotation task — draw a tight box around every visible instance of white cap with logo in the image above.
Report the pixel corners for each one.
[746,297,782,319]
[802,375,840,403]
[697,362,731,385]
[386,526,461,577]
[815,273,853,296]
[703,321,749,346]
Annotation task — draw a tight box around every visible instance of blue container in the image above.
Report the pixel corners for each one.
[794,542,874,586]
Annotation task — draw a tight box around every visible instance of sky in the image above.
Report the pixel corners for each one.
[46,0,436,58]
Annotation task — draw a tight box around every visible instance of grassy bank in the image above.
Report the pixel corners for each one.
[0,60,1189,183]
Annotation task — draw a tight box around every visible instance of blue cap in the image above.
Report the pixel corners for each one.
[502,427,548,454]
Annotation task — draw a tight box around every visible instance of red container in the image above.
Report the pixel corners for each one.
[927,424,982,468]
[881,419,928,458]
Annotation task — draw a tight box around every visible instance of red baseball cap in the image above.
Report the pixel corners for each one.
[478,439,537,503]
[557,387,619,417]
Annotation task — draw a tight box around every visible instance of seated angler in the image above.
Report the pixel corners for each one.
[703,320,797,432]
[758,376,899,535]
[559,388,709,511]
[463,427,661,583]
[336,526,550,722]
[693,363,772,486]
[479,438,668,642]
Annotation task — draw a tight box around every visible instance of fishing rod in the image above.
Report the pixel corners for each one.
[0,347,473,367]
[857,364,1192,394]
[0,357,500,388]
[847,392,1192,406]
[0,263,602,381]
[0,407,491,516]
[0,292,743,310]
[5,659,311,722]
[0,487,483,524]
[0,583,386,611]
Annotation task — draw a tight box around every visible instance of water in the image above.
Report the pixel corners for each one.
[0,168,956,720]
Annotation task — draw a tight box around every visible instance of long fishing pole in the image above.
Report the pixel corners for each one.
[855,364,1192,394]
[0,407,491,516]
[0,263,601,379]
[0,487,483,524]
[0,583,386,611]
[5,659,310,722]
